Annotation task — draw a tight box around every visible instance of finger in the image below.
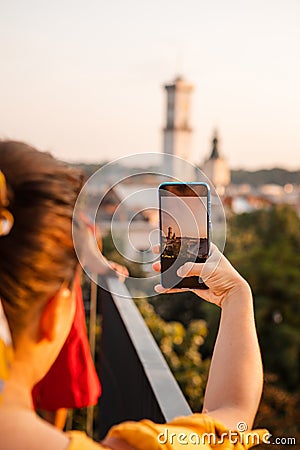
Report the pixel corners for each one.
[152,245,161,255]
[154,284,190,294]
[110,262,128,276]
[118,271,128,282]
[152,261,161,272]
[120,266,129,277]
[207,243,223,267]
[115,266,127,275]
[177,261,205,278]
[176,244,223,278]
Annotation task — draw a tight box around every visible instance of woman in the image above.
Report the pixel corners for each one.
[32,215,128,430]
[0,141,266,449]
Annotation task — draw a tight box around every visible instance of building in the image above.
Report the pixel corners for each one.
[162,76,195,180]
[202,130,231,194]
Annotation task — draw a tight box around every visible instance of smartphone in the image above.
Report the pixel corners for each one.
[159,182,210,289]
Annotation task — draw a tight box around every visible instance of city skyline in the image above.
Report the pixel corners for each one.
[164,226,207,241]
[0,1,300,170]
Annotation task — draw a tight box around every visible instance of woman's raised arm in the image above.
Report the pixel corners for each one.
[153,244,263,430]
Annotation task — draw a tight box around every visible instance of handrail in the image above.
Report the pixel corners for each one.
[106,277,192,420]
[97,276,192,438]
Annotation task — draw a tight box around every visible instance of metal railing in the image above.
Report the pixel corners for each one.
[94,276,192,439]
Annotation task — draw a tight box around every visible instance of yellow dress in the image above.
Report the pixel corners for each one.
[67,414,268,450]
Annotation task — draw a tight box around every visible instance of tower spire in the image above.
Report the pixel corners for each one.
[202,130,231,194]
[210,130,220,160]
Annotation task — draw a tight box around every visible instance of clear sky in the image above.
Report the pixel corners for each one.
[0,0,299,169]
[161,197,207,238]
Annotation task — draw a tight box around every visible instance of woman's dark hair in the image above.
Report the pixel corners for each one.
[0,141,84,342]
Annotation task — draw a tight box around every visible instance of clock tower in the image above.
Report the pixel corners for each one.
[162,76,194,178]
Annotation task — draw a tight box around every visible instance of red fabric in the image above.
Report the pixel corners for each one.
[32,275,101,410]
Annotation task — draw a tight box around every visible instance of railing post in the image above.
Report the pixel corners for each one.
[86,274,98,437]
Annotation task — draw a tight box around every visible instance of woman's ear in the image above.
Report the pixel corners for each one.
[39,287,72,342]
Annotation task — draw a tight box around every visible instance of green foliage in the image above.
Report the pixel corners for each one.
[225,205,300,390]
[253,374,300,449]
[150,291,220,361]
[136,297,210,411]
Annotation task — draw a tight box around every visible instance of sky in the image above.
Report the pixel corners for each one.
[161,197,207,238]
[0,0,299,170]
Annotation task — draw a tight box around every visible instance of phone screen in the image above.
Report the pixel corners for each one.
[159,183,210,289]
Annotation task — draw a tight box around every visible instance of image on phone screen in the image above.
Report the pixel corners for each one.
[159,183,210,289]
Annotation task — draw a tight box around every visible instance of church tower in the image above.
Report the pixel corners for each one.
[162,76,194,178]
[202,131,231,194]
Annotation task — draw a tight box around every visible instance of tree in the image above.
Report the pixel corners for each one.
[226,205,300,391]
[137,297,209,410]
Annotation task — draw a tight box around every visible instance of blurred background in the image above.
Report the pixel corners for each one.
[1,1,299,448]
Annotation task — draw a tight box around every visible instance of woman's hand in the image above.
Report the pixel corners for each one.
[152,243,250,307]
[107,261,129,283]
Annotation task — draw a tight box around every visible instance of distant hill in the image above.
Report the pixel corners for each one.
[69,162,107,178]
[69,161,161,180]
[69,162,300,187]
[231,168,300,186]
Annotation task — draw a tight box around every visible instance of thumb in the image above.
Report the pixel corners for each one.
[177,262,205,278]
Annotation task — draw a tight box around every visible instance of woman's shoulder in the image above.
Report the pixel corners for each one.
[0,408,69,450]
[0,408,106,450]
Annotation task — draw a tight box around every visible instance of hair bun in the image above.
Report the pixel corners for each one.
[0,171,14,237]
